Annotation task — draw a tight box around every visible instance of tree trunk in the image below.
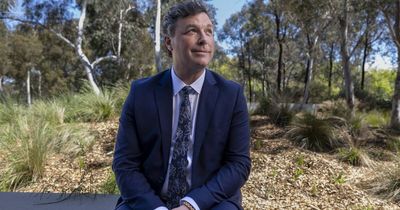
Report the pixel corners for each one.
[155,0,162,72]
[27,69,31,106]
[274,11,283,93]
[246,42,252,103]
[38,70,42,98]
[83,65,101,95]
[340,0,355,112]
[390,0,400,129]
[277,42,283,93]
[0,76,3,92]
[76,0,100,95]
[303,55,314,104]
[328,42,334,96]
[361,24,370,90]
[391,53,400,129]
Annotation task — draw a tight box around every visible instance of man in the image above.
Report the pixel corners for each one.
[112,1,251,209]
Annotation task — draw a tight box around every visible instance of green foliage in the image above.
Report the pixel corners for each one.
[387,136,400,153]
[62,86,116,123]
[338,147,362,166]
[287,113,338,152]
[334,172,346,185]
[0,100,24,125]
[363,110,390,128]
[31,101,65,125]
[110,82,130,115]
[330,100,352,119]
[0,102,94,191]
[347,113,367,137]
[293,168,304,180]
[257,94,295,127]
[295,155,305,167]
[365,69,396,102]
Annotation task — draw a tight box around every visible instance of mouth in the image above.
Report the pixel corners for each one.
[191,50,211,54]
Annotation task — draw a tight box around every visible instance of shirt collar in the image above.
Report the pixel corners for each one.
[171,67,206,96]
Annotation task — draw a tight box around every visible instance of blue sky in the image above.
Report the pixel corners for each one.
[7,0,394,69]
[209,0,247,29]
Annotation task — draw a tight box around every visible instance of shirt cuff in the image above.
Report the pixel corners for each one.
[181,196,200,210]
[154,207,168,210]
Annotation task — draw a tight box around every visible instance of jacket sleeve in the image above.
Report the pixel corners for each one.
[112,81,166,210]
[187,85,251,209]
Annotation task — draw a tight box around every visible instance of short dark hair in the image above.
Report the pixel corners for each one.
[162,0,211,37]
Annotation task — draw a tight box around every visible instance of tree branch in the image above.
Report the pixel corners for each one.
[0,15,75,48]
[91,55,118,67]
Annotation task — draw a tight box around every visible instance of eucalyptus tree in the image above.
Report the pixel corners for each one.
[336,0,368,112]
[219,6,254,101]
[379,0,400,129]
[7,29,42,103]
[320,30,340,97]
[1,0,142,95]
[351,0,383,91]
[286,0,334,104]
[268,0,289,93]
[246,0,276,97]
[0,23,9,93]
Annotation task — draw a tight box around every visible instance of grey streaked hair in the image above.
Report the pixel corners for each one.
[162,0,211,37]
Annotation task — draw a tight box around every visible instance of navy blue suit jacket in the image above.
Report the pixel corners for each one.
[112,69,251,210]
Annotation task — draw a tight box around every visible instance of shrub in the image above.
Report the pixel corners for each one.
[0,118,54,190]
[256,93,295,127]
[286,113,338,152]
[337,147,374,167]
[347,113,368,137]
[330,99,353,119]
[0,101,24,125]
[111,82,130,115]
[364,110,389,128]
[63,90,116,123]
[0,112,93,190]
[31,101,65,125]
[387,136,400,153]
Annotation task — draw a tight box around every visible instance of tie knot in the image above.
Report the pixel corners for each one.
[180,86,194,96]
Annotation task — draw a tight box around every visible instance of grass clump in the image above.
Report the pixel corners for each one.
[63,90,116,123]
[0,106,94,191]
[0,118,55,190]
[99,169,120,194]
[337,147,373,167]
[257,94,295,127]
[365,162,400,202]
[363,110,389,128]
[286,113,338,152]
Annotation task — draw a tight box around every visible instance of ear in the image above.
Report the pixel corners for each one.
[164,37,172,51]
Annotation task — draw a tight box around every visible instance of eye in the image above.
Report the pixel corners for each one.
[185,28,197,34]
[206,29,213,35]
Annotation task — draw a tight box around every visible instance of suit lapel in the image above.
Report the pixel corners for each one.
[155,69,173,174]
[193,70,219,166]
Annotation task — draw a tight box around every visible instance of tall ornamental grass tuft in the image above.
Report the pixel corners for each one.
[286,113,339,152]
[0,103,94,191]
[62,88,116,123]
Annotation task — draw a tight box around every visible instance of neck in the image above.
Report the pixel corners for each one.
[173,66,205,85]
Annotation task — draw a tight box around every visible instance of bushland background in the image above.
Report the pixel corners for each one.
[1,0,400,209]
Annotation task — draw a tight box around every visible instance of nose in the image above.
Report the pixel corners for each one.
[197,30,210,45]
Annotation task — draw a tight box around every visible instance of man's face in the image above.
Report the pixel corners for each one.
[166,12,215,72]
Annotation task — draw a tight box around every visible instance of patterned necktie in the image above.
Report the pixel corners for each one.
[166,86,194,208]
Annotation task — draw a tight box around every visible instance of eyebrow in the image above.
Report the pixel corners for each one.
[184,24,214,30]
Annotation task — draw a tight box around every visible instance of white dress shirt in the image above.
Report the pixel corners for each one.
[155,68,205,210]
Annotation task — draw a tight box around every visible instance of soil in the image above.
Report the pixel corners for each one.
[16,116,400,209]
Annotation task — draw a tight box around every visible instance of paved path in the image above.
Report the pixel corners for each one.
[0,192,119,210]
